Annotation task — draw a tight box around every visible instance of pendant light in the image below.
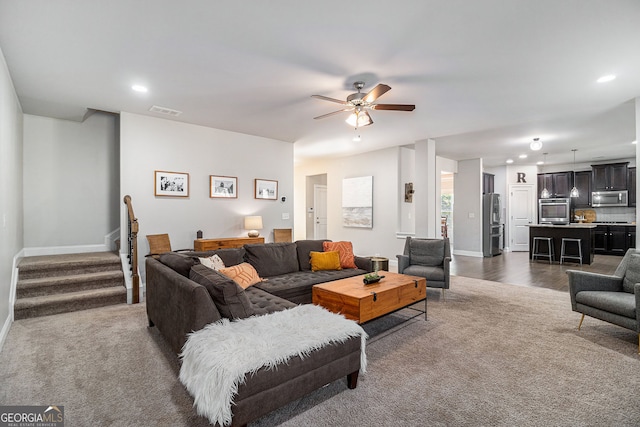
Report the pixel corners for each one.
[540,152,550,199]
[570,149,579,198]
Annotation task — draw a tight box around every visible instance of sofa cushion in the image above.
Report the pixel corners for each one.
[219,262,262,289]
[199,254,225,271]
[295,239,330,271]
[410,239,445,266]
[158,252,200,277]
[245,286,297,316]
[403,265,446,282]
[310,251,342,272]
[575,290,636,319]
[323,241,358,269]
[189,264,255,319]
[254,268,367,304]
[244,243,299,277]
[622,254,640,293]
[184,248,246,267]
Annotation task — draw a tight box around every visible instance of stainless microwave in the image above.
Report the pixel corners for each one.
[539,198,570,224]
[591,190,628,207]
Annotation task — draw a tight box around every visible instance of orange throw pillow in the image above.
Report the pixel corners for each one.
[218,262,262,289]
[323,241,358,269]
[310,251,342,272]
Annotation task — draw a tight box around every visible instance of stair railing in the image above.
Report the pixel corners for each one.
[123,195,140,303]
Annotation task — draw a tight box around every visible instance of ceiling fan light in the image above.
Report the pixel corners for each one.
[345,112,358,127]
[345,111,373,128]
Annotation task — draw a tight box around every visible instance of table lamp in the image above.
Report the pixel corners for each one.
[244,216,263,237]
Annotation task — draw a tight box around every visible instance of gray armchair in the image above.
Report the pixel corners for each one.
[567,248,640,353]
[397,237,451,300]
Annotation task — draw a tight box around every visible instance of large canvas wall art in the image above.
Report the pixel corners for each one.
[342,176,373,228]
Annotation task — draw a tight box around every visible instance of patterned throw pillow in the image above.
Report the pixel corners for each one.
[310,251,342,271]
[322,241,358,269]
[199,254,226,271]
[219,262,263,289]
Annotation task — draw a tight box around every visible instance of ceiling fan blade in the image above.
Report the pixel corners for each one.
[372,104,415,111]
[363,84,391,103]
[311,95,348,105]
[313,108,354,120]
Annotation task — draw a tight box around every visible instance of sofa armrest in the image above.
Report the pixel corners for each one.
[396,254,410,274]
[566,270,623,311]
[443,256,451,289]
[146,257,220,353]
[354,256,373,272]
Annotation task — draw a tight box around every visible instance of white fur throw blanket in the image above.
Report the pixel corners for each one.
[179,304,368,427]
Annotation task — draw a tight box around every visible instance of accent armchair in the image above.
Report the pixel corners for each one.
[567,248,640,353]
[397,237,451,300]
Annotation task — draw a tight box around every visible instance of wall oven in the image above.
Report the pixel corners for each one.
[539,198,570,224]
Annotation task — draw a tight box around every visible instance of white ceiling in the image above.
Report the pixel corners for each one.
[1,0,639,167]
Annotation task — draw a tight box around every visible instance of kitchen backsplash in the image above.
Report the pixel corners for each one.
[589,206,636,223]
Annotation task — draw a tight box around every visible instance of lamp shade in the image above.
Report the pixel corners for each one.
[244,216,263,237]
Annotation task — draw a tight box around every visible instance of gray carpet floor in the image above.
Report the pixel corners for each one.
[1,275,639,426]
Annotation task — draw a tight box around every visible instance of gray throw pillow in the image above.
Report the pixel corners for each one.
[622,254,640,293]
[189,264,255,319]
[410,239,445,267]
[295,239,331,271]
[158,252,200,277]
[184,248,246,267]
[244,243,299,277]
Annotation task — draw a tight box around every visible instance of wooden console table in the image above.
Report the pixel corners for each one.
[193,236,264,251]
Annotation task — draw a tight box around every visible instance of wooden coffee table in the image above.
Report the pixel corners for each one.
[312,272,427,324]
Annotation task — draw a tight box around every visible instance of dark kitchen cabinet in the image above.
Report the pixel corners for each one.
[537,172,572,198]
[483,173,494,194]
[592,163,628,191]
[628,167,636,207]
[572,171,592,208]
[594,225,633,255]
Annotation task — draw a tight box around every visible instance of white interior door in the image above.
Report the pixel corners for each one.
[509,184,535,251]
[314,185,327,239]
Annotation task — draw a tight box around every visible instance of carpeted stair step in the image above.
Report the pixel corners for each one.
[17,270,125,299]
[18,252,121,280]
[14,286,127,320]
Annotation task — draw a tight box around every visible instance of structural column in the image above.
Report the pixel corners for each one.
[414,139,437,237]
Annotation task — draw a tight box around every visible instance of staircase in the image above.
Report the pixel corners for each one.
[15,252,127,320]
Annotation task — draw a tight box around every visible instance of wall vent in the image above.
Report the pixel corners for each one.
[149,105,182,116]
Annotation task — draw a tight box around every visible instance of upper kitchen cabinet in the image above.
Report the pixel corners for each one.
[573,170,592,208]
[537,171,573,198]
[483,173,494,194]
[592,162,628,191]
[628,167,636,207]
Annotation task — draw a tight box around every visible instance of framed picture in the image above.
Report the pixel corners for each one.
[342,176,373,228]
[154,170,189,197]
[210,175,238,198]
[254,179,278,200]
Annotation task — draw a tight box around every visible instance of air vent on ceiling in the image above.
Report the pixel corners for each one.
[149,105,182,116]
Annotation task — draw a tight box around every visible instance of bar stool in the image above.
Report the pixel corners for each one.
[560,238,583,265]
[532,237,554,264]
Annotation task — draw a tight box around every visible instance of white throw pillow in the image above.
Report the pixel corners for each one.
[199,254,226,271]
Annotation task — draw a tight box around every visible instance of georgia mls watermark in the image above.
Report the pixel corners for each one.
[0,405,64,427]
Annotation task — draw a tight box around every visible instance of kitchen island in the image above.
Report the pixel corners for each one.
[527,223,596,264]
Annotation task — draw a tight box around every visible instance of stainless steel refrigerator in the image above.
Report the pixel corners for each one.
[483,193,503,257]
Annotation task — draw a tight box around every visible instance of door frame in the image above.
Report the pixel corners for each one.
[313,184,327,239]
[508,184,536,252]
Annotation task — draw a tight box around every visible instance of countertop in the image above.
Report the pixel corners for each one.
[527,223,597,228]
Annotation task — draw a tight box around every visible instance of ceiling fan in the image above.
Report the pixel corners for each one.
[312,81,415,128]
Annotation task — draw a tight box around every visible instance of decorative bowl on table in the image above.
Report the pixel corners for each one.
[363,273,384,285]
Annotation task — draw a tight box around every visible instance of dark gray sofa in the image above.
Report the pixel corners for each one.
[145,240,371,427]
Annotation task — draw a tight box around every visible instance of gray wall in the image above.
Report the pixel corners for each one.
[23,112,119,247]
[453,158,483,256]
[119,112,294,280]
[0,46,24,344]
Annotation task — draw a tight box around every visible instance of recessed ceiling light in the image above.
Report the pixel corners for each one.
[536,161,544,165]
[132,84,148,93]
[530,138,542,151]
[633,140,637,145]
[519,154,527,159]
[506,159,514,164]
[597,74,616,83]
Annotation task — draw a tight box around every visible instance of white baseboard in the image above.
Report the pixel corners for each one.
[0,313,10,354]
[453,249,484,258]
[104,228,120,251]
[2,249,23,353]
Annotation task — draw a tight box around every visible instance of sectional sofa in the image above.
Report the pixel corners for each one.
[145,239,373,427]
